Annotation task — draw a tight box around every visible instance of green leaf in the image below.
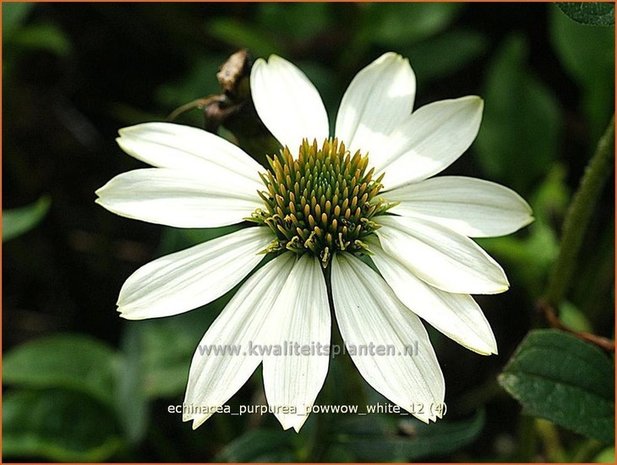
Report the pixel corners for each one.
[256,3,333,41]
[559,301,593,333]
[10,23,72,56]
[529,163,571,225]
[141,307,220,398]
[558,3,614,26]
[498,329,614,443]
[475,35,561,192]
[205,18,283,58]
[3,195,51,242]
[595,447,615,463]
[3,334,118,407]
[114,323,149,444]
[320,445,356,462]
[3,389,124,462]
[479,221,558,296]
[550,6,614,86]
[336,409,486,461]
[406,30,489,83]
[2,2,34,36]
[367,3,463,47]
[216,429,297,462]
[550,6,614,140]
[478,165,568,295]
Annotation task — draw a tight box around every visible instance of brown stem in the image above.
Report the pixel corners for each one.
[537,299,615,352]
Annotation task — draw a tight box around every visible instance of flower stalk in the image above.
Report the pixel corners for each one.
[540,115,615,351]
[544,115,614,306]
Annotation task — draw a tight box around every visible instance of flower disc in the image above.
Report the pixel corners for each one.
[252,138,393,266]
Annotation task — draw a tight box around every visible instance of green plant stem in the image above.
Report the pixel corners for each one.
[535,418,567,462]
[570,439,605,462]
[544,115,615,307]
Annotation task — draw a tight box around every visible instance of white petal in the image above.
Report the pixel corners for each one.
[376,215,509,294]
[331,253,444,423]
[251,55,329,150]
[95,168,262,228]
[378,96,483,189]
[368,237,497,355]
[263,255,330,432]
[117,227,273,320]
[386,176,534,237]
[335,52,416,167]
[116,122,263,184]
[183,253,295,429]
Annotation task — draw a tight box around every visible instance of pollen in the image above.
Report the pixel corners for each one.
[250,138,395,267]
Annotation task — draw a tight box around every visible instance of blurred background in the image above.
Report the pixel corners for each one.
[3,2,614,462]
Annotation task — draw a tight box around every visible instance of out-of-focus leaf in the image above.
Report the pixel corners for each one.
[3,195,51,242]
[550,6,614,87]
[478,165,567,295]
[498,329,614,443]
[205,18,283,58]
[558,3,614,26]
[216,429,296,462]
[256,3,333,41]
[550,6,614,140]
[479,221,558,296]
[407,30,488,83]
[336,409,485,461]
[141,306,224,398]
[3,389,123,462]
[559,301,593,332]
[366,3,463,46]
[115,323,149,444]
[595,447,615,463]
[140,318,199,398]
[10,23,72,56]
[3,334,117,407]
[475,35,561,192]
[320,445,356,462]
[3,2,34,36]
[530,163,571,224]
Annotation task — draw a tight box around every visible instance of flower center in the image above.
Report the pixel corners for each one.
[250,138,394,267]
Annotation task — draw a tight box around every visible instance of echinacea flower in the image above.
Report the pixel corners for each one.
[96,52,533,432]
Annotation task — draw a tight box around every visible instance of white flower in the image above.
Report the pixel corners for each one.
[96,52,533,432]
